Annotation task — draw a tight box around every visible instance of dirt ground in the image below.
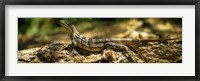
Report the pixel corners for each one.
[18,39,182,63]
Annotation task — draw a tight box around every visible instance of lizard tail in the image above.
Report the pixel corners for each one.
[139,38,181,42]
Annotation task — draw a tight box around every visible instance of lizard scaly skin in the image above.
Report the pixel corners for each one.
[59,20,180,62]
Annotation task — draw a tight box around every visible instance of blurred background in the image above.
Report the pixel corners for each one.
[18,18,182,50]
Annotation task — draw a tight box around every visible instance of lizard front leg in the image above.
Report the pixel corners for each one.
[105,42,138,63]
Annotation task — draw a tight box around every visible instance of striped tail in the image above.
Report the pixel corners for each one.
[139,38,181,42]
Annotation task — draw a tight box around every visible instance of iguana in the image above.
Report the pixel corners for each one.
[59,20,180,62]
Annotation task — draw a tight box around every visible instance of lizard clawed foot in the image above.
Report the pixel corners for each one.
[121,46,137,63]
[105,42,137,63]
[124,46,148,63]
[124,49,138,63]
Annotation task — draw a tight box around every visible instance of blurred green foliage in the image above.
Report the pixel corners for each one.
[18,18,182,37]
[18,18,123,36]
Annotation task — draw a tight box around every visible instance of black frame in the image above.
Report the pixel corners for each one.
[0,0,199,81]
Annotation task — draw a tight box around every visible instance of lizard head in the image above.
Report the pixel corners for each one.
[59,20,76,36]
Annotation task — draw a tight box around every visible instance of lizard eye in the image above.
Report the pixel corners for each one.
[66,22,71,26]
